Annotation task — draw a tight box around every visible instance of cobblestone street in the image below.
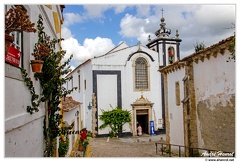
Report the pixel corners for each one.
[89,134,165,157]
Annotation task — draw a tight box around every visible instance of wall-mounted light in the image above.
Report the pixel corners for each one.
[88,102,92,110]
[75,110,79,117]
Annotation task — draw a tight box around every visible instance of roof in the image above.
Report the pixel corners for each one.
[64,42,149,78]
[62,96,81,112]
[159,35,234,74]
[65,58,91,78]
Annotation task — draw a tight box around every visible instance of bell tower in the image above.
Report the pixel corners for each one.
[145,9,182,134]
[146,9,182,67]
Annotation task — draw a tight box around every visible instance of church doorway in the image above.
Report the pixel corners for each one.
[137,114,148,134]
[131,95,153,136]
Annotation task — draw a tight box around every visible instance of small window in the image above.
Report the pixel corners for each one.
[78,74,80,92]
[84,80,86,90]
[71,76,73,89]
[168,47,175,64]
[175,81,180,106]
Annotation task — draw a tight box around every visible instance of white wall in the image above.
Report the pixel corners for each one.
[62,106,80,156]
[66,61,93,131]
[167,68,185,146]
[194,52,235,104]
[5,5,63,157]
[93,45,163,133]
[65,44,163,135]
[97,75,118,134]
[164,46,235,151]
[193,50,235,150]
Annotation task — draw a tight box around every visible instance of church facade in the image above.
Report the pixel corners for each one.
[65,15,182,137]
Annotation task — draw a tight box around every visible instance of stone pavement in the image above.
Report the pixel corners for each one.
[120,133,166,143]
[89,134,166,157]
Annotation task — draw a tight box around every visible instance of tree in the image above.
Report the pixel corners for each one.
[224,23,235,62]
[193,41,206,53]
[227,35,235,62]
[99,107,131,138]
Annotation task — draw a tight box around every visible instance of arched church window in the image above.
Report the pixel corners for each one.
[134,57,149,90]
[168,47,175,64]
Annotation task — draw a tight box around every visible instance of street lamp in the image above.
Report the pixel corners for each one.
[75,110,79,117]
[88,102,92,110]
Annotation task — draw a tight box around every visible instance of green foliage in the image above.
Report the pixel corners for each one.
[20,14,77,157]
[108,130,115,138]
[78,139,83,146]
[99,107,131,138]
[224,23,235,62]
[58,136,69,157]
[227,35,235,62]
[20,68,43,114]
[31,15,50,60]
[193,41,206,53]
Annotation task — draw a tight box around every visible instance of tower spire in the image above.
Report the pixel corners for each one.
[155,8,171,38]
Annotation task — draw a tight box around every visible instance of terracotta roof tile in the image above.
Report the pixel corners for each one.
[62,96,81,112]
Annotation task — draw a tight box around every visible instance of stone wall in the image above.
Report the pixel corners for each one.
[197,94,235,152]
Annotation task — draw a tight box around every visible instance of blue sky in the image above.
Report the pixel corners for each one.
[0,1,237,70]
[61,4,236,69]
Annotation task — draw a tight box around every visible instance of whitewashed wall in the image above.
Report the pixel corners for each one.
[164,44,235,152]
[97,75,118,134]
[167,68,185,146]
[83,62,93,131]
[5,5,63,157]
[193,50,235,151]
[65,44,163,135]
[92,45,163,134]
[66,60,93,131]
[63,106,80,156]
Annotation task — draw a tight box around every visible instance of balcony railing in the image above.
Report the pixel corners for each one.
[155,142,235,157]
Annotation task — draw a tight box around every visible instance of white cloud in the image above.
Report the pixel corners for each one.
[119,4,235,58]
[62,26,73,39]
[119,14,152,44]
[63,12,83,26]
[113,5,127,14]
[136,5,151,17]
[61,36,115,67]
[196,5,235,27]
[83,5,112,19]
[62,4,235,66]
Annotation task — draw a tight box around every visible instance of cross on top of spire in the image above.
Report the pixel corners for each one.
[154,8,171,37]
[161,8,164,18]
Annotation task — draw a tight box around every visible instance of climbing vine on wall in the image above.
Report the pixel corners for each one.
[20,14,77,157]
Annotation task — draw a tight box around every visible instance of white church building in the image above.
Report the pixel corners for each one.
[64,16,182,137]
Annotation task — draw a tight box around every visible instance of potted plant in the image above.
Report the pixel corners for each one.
[5,5,36,56]
[31,14,50,73]
[78,139,83,151]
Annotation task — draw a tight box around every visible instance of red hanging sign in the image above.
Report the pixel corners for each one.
[5,46,21,67]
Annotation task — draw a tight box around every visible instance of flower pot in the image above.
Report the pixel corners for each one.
[78,145,83,151]
[5,34,13,57]
[30,60,44,73]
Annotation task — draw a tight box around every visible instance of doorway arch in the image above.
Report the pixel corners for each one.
[131,95,154,136]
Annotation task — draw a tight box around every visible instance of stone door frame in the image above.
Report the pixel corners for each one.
[131,95,154,136]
